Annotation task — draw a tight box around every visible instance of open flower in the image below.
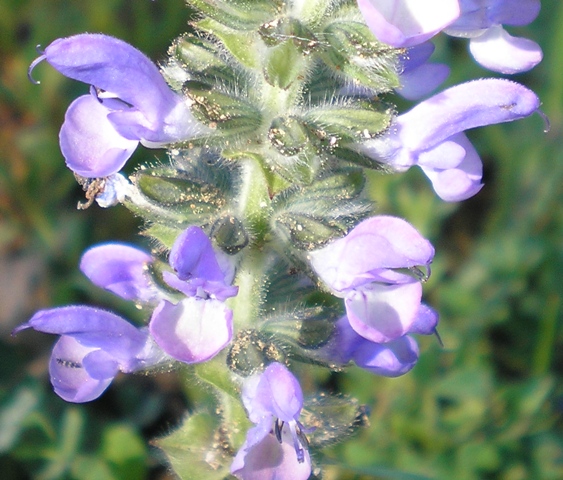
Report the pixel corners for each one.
[13,306,164,402]
[357,79,540,201]
[231,363,311,480]
[29,34,207,177]
[309,216,434,344]
[81,226,238,364]
[445,0,542,73]
[357,0,460,47]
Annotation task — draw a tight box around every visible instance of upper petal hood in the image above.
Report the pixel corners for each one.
[360,79,540,174]
[15,306,149,365]
[80,243,157,303]
[43,34,179,123]
[309,216,434,292]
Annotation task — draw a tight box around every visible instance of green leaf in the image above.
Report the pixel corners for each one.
[153,411,231,480]
[71,455,116,480]
[302,98,394,146]
[264,39,306,89]
[272,168,373,249]
[196,17,262,68]
[269,116,312,156]
[275,211,348,249]
[185,81,263,137]
[171,33,242,88]
[37,408,84,480]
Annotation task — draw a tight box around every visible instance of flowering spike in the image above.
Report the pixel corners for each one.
[21,0,544,476]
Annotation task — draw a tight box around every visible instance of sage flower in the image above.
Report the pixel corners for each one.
[231,363,311,480]
[310,216,434,344]
[397,42,450,100]
[329,304,438,377]
[358,79,540,201]
[81,227,238,364]
[13,307,164,403]
[30,34,206,177]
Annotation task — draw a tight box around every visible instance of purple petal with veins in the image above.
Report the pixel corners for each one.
[80,243,157,303]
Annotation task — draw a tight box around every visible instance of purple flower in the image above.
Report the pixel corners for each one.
[357,0,460,47]
[358,79,540,201]
[329,304,438,377]
[231,363,311,480]
[309,216,434,344]
[13,306,164,402]
[445,0,542,73]
[29,34,206,177]
[149,227,238,363]
[80,227,238,364]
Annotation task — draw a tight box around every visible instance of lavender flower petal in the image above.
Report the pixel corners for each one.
[231,426,311,480]
[357,0,460,47]
[360,79,540,199]
[352,335,420,377]
[345,281,423,343]
[309,216,434,293]
[169,226,226,283]
[444,1,542,73]
[419,133,484,201]
[43,34,182,129]
[49,336,114,403]
[81,349,120,380]
[243,362,303,424]
[408,304,440,335]
[35,34,207,177]
[80,243,157,303]
[16,306,148,365]
[446,0,541,33]
[397,42,449,100]
[469,25,542,74]
[398,62,450,100]
[15,306,162,403]
[59,95,138,177]
[232,363,310,480]
[149,297,233,363]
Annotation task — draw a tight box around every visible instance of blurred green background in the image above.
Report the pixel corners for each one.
[1,1,561,479]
